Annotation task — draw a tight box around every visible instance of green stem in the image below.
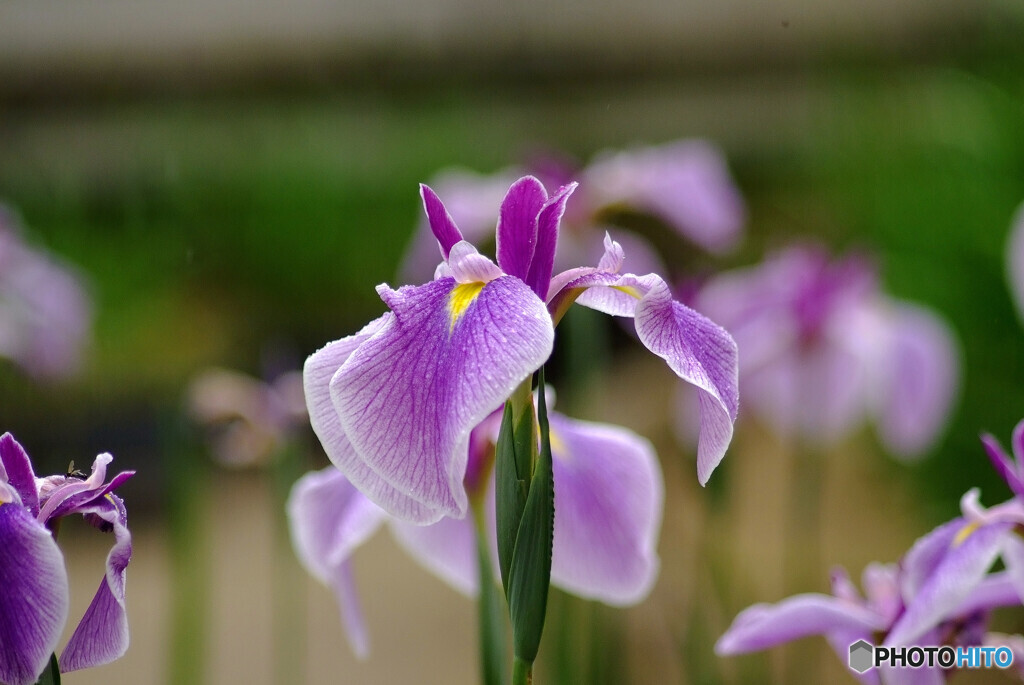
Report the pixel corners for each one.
[512,656,533,685]
[473,500,509,685]
[271,445,306,685]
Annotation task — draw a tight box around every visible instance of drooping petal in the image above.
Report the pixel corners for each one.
[420,184,465,260]
[886,520,1011,647]
[496,176,546,282]
[304,316,446,523]
[287,467,387,658]
[632,276,739,483]
[0,502,69,685]
[525,182,577,299]
[873,302,959,459]
[389,515,478,597]
[715,594,884,655]
[60,494,132,672]
[332,276,553,519]
[999,534,1024,607]
[547,413,663,605]
[0,432,38,515]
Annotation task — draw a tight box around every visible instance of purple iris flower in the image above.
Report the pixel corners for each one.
[399,140,745,285]
[693,244,958,458]
[0,206,92,380]
[1008,201,1024,325]
[304,175,738,524]
[0,433,133,685]
[718,420,1024,684]
[288,400,663,656]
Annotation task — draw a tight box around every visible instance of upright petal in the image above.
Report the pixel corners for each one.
[547,413,663,605]
[632,276,739,483]
[873,302,959,459]
[716,594,884,654]
[0,432,39,515]
[60,494,132,672]
[389,515,478,597]
[525,182,577,299]
[287,467,387,658]
[420,184,465,260]
[496,176,546,281]
[304,316,446,523]
[332,276,553,519]
[0,503,69,685]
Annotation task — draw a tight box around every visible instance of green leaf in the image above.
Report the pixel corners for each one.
[34,653,61,685]
[507,368,555,664]
[495,399,533,596]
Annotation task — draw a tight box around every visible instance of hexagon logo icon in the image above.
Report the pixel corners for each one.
[849,639,874,673]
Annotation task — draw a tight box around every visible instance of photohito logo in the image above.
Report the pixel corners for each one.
[848,640,1014,673]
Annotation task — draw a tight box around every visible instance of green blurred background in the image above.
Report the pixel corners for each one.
[2,0,1024,682]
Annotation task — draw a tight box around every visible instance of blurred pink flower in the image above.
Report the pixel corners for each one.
[693,244,959,459]
[0,206,92,380]
[187,368,306,468]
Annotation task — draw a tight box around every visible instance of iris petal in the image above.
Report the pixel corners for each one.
[0,503,69,685]
[332,275,553,519]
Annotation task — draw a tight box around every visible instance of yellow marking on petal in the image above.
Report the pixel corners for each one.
[952,521,980,548]
[449,281,487,331]
[105,493,116,504]
[611,285,644,300]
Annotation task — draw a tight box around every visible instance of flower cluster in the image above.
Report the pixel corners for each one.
[693,244,959,458]
[717,418,1024,683]
[0,433,133,685]
[0,206,92,380]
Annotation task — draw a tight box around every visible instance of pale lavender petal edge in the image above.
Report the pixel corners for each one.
[303,316,446,524]
[716,593,884,655]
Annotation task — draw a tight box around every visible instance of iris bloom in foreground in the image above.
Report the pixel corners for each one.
[288,400,662,656]
[0,206,92,380]
[305,175,738,524]
[0,433,133,685]
[694,245,958,458]
[400,140,746,285]
[717,420,1024,684]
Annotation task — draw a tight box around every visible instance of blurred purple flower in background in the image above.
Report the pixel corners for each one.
[187,367,306,468]
[717,419,1024,683]
[0,206,92,380]
[694,244,959,458]
[287,400,663,657]
[303,175,738,524]
[1008,201,1024,325]
[0,433,133,685]
[399,140,745,284]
